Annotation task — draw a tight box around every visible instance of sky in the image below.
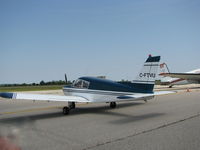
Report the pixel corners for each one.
[0,0,200,84]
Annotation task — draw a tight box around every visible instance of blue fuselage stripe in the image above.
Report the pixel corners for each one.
[63,88,135,96]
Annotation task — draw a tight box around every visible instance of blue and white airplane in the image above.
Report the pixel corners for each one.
[0,55,173,115]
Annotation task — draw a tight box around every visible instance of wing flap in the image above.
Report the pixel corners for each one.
[0,92,89,103]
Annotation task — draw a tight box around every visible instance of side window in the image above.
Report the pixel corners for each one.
[73,80,82,88]
[73,79,89,89]
[82,80,89,89]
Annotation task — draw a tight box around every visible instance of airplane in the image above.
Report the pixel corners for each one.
[159,63,200,88]
[0,55,174,115]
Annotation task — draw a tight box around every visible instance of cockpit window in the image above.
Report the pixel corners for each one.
[72,79,90,89]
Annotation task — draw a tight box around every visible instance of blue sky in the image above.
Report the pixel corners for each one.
[1,0,200,84]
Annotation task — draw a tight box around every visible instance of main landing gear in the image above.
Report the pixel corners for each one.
[63,102,76,115]
[63,102,117,115]
[110,102,116,108]
[69,102,75,109]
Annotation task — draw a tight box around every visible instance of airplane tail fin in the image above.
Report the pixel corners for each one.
[132,55,161,93]
[159,62,170,74]
[159,63,173,85]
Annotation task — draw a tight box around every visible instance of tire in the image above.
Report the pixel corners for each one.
[63,106,70,115]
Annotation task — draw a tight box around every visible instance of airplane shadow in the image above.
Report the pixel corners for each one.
[0,112,65,126]
[70,102,144,115]
[0,102,164,125]
[108,113,164,124]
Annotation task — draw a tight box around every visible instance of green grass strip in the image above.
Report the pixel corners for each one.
[0,85,64,92]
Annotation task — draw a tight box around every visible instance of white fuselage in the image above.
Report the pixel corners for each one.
[63,87,150,103]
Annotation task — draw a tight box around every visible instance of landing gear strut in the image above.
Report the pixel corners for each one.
[62,102,76,115]
[110,102,116,108]
[69,102,75,109]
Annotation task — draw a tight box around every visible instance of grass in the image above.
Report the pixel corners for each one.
[0,85,64,92]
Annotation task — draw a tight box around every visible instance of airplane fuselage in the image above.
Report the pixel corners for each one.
[63,77,154,102]
[160,69,200,87]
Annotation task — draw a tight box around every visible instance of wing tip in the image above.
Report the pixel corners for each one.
[0,92,14,99]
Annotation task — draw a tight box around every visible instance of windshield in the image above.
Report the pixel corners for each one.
[72,79,90,89]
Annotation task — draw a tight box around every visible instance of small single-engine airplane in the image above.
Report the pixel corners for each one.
[0,55,173,115]
[159,63,200,88]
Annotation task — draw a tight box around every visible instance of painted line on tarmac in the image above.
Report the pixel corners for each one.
[83,112,200,150]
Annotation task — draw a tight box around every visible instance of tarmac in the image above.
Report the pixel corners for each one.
[0,85,200,150]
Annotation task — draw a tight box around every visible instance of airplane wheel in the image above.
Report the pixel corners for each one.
[63,106,70,115]
[110,102,116,108]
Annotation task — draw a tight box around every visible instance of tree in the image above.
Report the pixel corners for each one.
[40,80,45,85]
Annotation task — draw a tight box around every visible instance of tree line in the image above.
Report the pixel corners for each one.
[0,80,72,87]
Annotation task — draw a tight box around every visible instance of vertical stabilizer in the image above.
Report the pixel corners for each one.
[132,55,161,93]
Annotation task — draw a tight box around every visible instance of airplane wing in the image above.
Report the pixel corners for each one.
[0,91,175,103]
[160,73,200,81]
[0,92,89,103]
[117,91,175,100]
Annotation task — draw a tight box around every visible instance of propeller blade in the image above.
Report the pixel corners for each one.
[65,74,67,83]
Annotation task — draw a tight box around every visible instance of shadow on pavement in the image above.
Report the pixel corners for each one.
[0,102,162,125]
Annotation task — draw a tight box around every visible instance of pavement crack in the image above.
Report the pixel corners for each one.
[83,112,200,150]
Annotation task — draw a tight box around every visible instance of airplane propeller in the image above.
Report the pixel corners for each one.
[65,74,68,84]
